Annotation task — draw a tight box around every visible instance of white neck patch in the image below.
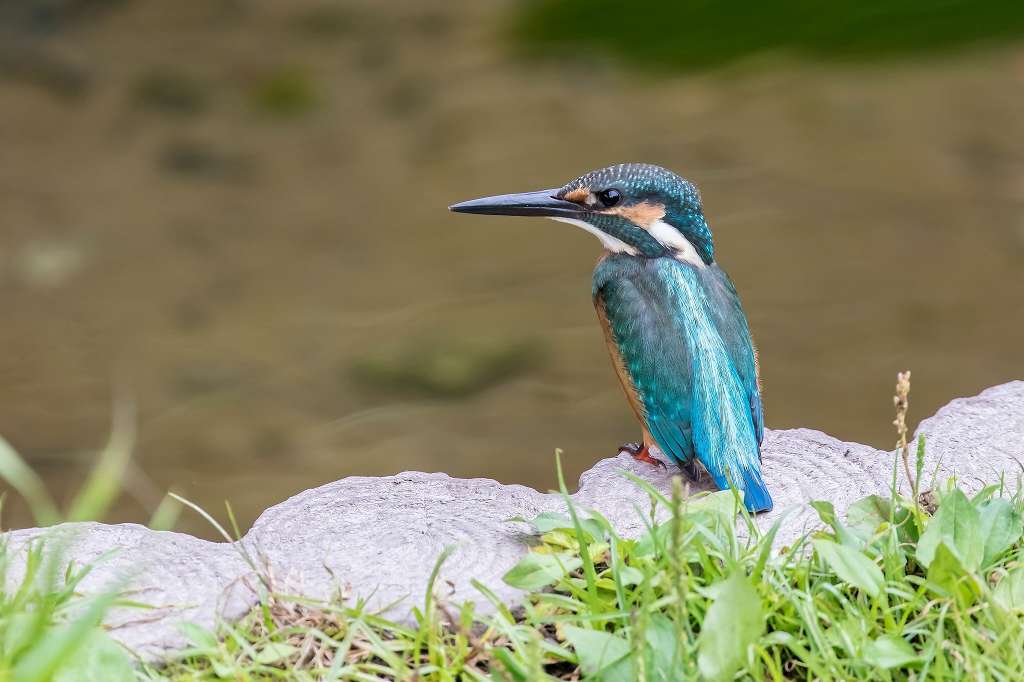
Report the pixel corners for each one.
[648,219,705,267]
[550,217,639,256]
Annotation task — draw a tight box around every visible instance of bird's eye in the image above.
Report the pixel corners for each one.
[597,188,621,208]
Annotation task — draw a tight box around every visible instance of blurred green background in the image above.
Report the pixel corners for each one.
[1,0,1023,536]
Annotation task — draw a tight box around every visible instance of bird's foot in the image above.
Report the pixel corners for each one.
[617,441,666,468]
[680,458,704,483]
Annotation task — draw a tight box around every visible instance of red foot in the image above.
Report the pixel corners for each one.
[618,442,666,468]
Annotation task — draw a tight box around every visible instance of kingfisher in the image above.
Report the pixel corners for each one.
[449,163,772,512]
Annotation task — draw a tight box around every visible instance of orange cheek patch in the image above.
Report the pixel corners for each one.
[562,187,591,203]
[605,201,666,229]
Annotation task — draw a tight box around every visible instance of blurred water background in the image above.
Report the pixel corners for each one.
[1,0,1023,536]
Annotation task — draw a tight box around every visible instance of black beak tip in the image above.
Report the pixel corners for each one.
[447,189,579,218]
[448,198,480,214]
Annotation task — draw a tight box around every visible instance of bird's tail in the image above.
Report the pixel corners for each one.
[708,465,772,513]
[738,466,773,513]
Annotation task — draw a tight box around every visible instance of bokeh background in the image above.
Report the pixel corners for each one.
[2,0,1022,536]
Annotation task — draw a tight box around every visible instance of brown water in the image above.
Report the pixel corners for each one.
[2,1,1023,537]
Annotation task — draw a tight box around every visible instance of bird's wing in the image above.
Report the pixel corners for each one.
[594,256,698,467]
[702,264,764,447]
[594,257,763,469]
[594,256,771,511]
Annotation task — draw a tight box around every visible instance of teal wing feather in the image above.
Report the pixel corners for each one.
[594,255,772,512]
[704,264,764,448]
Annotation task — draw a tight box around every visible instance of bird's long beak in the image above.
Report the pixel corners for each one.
[449,189,582,218]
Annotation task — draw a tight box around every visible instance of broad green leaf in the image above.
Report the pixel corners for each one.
[688,490,737,519]
[530,512,603,540]
[540,529,578,551]
[617,565,644,586]
[863,634,920,669]
[579,517,605,541]
[846,495,891,535]
[826,616,868,658]
[502,552,581,590]
[812,500,862,546]
[698,573,764,682]
[254,642,299,665]
[563,626,634,682]
[644,614,682,680]
[970,484,1000,505]
[211,660,239,679]
[813,539,884,598]
[810,499,837,526]
[634,524,670,558]
[994,569,1024,611]
[54,631,134,682]
[529,511,573,532]
[848,495,918,544]
[926,541,978,604]
[916,489,983,570]
[977,498,1022,567]
[179,621,219,651]
[598,567,644,590]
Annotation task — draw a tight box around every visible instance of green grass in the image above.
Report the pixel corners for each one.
[513,0,1024,72]
[139,456,1024,681]
[0,399,176,680]
[4,387,1024,679]
[0,529,135,680]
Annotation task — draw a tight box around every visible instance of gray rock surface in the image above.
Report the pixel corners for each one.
[2,523,256,660]
[2,381,1022,661]
[242,427,895,622]
[244,472,561,616]
[914,381,1024,495]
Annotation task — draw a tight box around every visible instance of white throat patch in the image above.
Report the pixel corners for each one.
[648,219,705,267]
[549,216,705,265]
[550,217,639,256]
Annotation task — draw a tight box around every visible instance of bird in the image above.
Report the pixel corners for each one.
[449,163,772,512]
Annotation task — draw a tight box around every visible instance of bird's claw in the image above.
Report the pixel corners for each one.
[618,442,666,468]
[681,458,704,483]
[617,441,642,457]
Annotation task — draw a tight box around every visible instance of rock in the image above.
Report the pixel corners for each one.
[914,381,1024,495]
[246,427,893,623]
[2,381,1022,662]
[574,428,895,543]
[2,523,256,661]
[244,472,561,615]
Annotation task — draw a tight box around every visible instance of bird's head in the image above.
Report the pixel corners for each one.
[449,163,713,264]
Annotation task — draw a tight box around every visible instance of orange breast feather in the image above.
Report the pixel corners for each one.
[595,295,652,443]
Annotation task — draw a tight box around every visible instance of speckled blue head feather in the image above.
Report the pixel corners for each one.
[451,163,715,263]
[555,163,714,263]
